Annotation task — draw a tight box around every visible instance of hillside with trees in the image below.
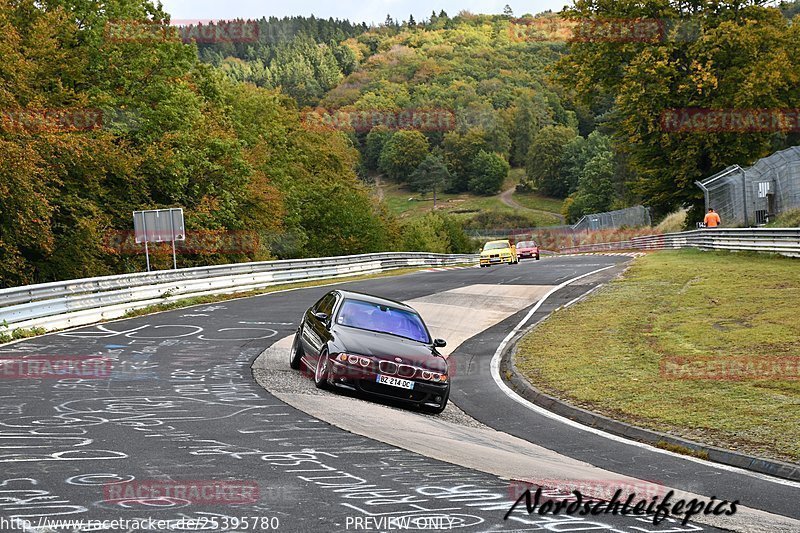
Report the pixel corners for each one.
[196,16,368,106]
[205,4,800,226]
[0,1,469,288]
[558,0,800,223]
[199,11,608,225]
[2,0,799,287]
[317,12,582,199]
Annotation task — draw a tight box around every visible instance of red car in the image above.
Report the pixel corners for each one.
[516,240,540,260]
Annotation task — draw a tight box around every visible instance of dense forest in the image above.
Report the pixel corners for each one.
[0,1,468,287]
[196,17,369,105]
[1,0,799,287]
[207,11,600,209]
[205,2,800,224]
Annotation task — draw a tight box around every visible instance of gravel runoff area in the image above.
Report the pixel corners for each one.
[251,335,490,430]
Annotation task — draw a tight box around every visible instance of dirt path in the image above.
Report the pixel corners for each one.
[499,186,565,223]
[373,174,385,201]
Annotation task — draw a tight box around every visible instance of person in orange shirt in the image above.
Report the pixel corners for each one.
[703,208,721,228]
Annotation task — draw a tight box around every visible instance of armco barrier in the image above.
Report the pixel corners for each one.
[0,252,477,336]
[559,228,800,257]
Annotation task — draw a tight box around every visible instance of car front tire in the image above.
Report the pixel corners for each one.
[289,330,304,370]
[314,350,331,389]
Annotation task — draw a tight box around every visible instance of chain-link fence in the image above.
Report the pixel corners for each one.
[697,146,800,227]
[571,205,652,231]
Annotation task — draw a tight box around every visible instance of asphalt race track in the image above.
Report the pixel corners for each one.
[1,255,798,532]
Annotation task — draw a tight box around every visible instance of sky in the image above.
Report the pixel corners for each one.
[158,0,570,26]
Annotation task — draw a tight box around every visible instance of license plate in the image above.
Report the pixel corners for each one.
[376,375,415,390]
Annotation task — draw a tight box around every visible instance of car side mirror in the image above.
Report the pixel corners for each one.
[314,312,329,324]
[433,339,447,348]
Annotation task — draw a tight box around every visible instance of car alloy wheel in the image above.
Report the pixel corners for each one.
[314,350,330,389]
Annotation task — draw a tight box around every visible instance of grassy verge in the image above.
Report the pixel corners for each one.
[655,209,688,233]
[767,208,800,227]
[511,192,565,214]
[0,325,47,344]
[380,181,562,226]
[515,249,800,463]
[508,168,564,215]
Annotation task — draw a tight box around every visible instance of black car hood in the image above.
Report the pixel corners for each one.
[332,326,447,372]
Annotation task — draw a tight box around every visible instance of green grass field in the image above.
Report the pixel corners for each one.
[515,249,800,463]
[377,172,563,228]
[512,193,565,214]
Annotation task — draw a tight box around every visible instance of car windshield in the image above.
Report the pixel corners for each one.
[336,299,430,343]
[483,242,509,251]
[518,241,537,248]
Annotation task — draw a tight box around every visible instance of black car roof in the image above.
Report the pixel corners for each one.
[335,290,417,312]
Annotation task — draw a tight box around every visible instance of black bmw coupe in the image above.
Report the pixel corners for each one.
[289,290,450,414]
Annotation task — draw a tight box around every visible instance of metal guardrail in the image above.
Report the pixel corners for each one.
[559,228,800,257]
[0,252,477,336]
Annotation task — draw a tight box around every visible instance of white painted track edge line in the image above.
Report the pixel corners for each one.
[488,265,800,490]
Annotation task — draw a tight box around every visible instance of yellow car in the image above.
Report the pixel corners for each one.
[480,240,519,267]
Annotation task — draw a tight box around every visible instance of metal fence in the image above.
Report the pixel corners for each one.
[0,252,477,336]
[559,228,800,257]
[697,146,800,227]
[571,205,652,232]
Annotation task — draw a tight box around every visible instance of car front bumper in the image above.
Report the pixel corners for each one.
[480,256,513,265]
[329,361,449,409]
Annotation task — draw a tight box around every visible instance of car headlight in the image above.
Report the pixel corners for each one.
[339,353,371,367]
[421,371,448,383]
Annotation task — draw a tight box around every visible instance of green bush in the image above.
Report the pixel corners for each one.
[401,212,476,253]
[468,151,509,195]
